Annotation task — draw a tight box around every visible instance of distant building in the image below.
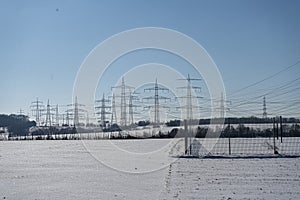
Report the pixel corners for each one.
[0,127,9,140]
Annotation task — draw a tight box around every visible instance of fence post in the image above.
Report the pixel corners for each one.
[228,118,231,155]
[189,120,192,155]
[280,116,283,143]
[273,117,277,154]
[184,119,188,155]
[276,117,279,140]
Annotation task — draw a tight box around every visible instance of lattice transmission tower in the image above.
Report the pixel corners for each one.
[66,97,86,127]
[30,98,45,126]
[95,94,111,129]
[112,77,134,127]
[143,79,170,127]
[177,74,202,122]
[177,74,202,155]
[263,96,267,119]
[45,99,52,127]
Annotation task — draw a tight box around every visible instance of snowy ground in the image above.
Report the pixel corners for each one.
[1,139,300,199]
[0,140,176,200]
[163,157,300,199]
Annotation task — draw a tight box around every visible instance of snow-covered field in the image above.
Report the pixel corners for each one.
[0,139,299,199]
[164,157,300,199]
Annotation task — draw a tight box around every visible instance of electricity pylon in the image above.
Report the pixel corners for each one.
[67,96,85,127]
[263,96,267,119]
[66,111,70,126]
[95,94,111,129]
[214,92,230,119]
[45,99,52,127]
[50,104,60,126]
[111,93,117,125]
[112,77,134,126]
[144,79,170,127]
[177,74,202,155]
[55,104,59,126]
[177,74,202,122]
[30,97,45,126]
[128,89,140,125]
[85,112,89,127]
[18,109,24,115]
[74,97,79,127]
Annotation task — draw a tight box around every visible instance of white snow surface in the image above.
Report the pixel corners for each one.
[0,139,300,199]
[164,157,300,200]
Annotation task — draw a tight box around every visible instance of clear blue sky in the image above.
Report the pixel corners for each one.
[0,0,299,118]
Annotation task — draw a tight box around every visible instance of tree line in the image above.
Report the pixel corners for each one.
[166,117,300,127]
[0,114,36,136]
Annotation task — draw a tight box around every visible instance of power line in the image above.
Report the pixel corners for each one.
[229,60,300,97]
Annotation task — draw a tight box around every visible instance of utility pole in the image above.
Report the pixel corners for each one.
[144,79,170,127]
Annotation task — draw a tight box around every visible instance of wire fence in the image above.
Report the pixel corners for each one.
[189,137,300,156]
[185,117,300,157]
